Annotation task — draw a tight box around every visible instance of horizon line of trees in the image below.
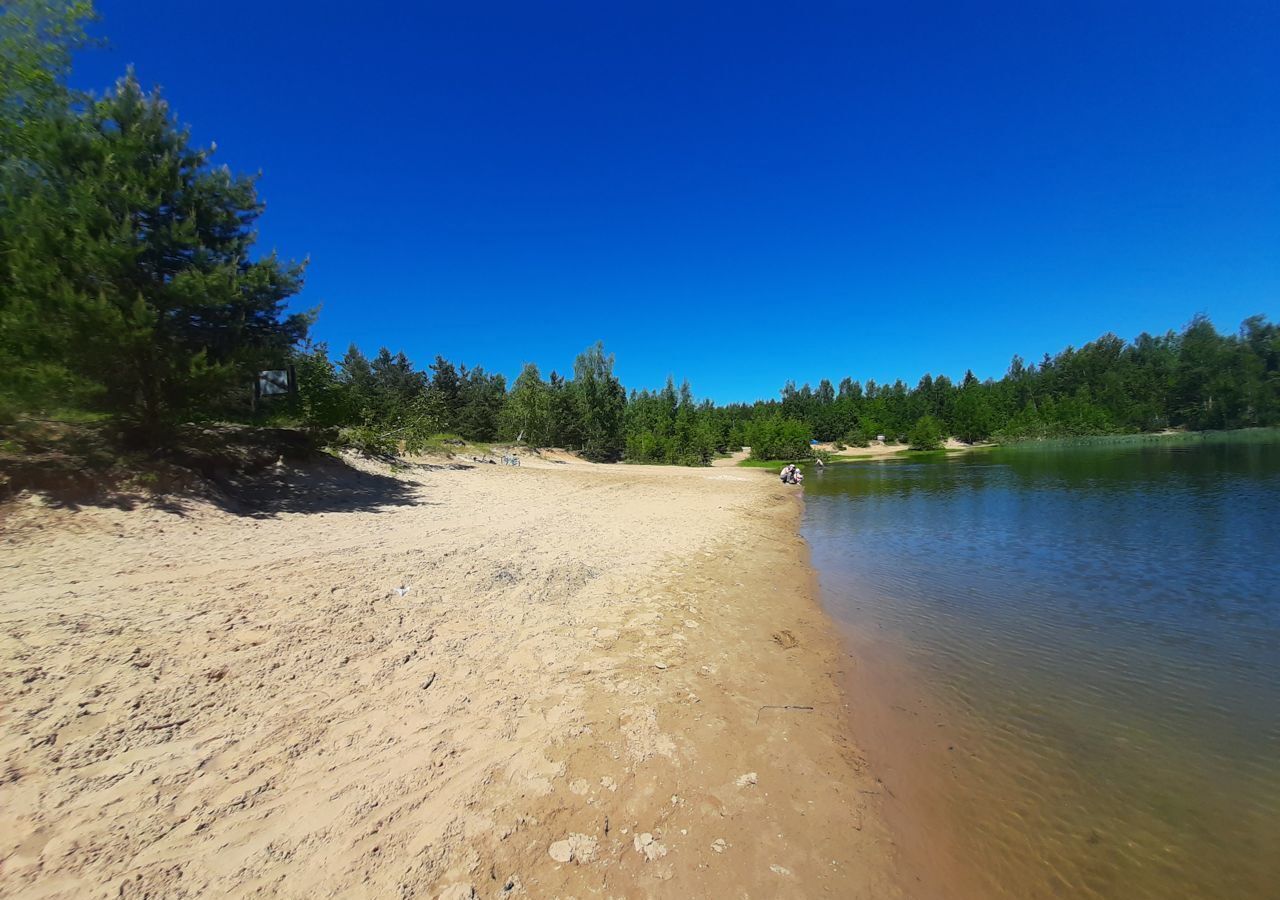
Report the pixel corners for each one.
[3,3,1278,465]
[285,312,1280,462]
[760,312,1280,451]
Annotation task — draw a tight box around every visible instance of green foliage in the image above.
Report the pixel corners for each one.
[336,424,399,458]
[624,377,717,465]
[0,0,96,157]
[951,384,995,443]
[745,417,812,460]
[313,343,437,446]
[1,13,309,439]
[500,362,551,445]
[741,316,1280,450]
[572,342,626,461]
[289,341,356,428]
[457,366,506,441]
[547,370,580,450]
[908,415,943,450]
[426,356,462,430]
[286,340,639,463]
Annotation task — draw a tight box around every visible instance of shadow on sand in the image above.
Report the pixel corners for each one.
[190,455,444,518]
[3,438,458,519]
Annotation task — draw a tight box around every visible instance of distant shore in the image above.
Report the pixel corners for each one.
[737,427,1280,472]
[732,438,993,469]
[819,438,988,460]
[0,452,899,897]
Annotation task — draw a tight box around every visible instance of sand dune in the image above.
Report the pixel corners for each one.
[0,455,895,898]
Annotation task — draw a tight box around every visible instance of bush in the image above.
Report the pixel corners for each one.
[337,425,398,458]
[907,415,944,451]
[745,418,812,460]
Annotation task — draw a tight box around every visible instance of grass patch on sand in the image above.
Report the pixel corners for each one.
[334,427,499,459]
[900,448,949,459]
[410,432,494,457]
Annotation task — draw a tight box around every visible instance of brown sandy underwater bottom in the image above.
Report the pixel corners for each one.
[826,610,1280,900]
[1,456,901,898]
[829,626,985,900]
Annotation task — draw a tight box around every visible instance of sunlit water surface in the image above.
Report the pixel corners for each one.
[801,435,1280,899]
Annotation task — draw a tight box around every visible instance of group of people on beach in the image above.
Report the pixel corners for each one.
[779,463,804,485]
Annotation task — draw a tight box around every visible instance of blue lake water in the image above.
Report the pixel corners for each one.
[801,435,1280,899]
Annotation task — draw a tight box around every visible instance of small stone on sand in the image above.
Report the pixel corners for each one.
[633,832,668,861]
[549,833,597,864]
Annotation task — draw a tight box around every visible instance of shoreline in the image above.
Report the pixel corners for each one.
[823,614,980,900]
[0,454,899,897]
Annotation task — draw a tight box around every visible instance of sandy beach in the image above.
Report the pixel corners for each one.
[0,454,897,898]
[816,440,979,461]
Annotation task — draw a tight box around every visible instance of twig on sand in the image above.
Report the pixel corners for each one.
[143,718,190,731]
[755,704,815,724]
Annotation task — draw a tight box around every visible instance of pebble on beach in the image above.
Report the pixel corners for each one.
[633,832,668,861]
[548,833,597,864]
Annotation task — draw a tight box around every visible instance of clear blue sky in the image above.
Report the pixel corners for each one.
[75,1,1278,402]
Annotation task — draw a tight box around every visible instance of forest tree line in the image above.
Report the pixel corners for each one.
[762,313,1280,449]
[2,3,1278,466]
[286,314,1280,462]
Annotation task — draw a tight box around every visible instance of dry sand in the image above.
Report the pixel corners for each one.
[816,442,910,460]
[815,440,976,461]
[0,453,898,898]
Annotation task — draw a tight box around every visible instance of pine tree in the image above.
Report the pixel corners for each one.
[2,63,308,435]
[457,366,505,441]
[427,356,463,431]
[292,341,350,427]
[572,342,625,461]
